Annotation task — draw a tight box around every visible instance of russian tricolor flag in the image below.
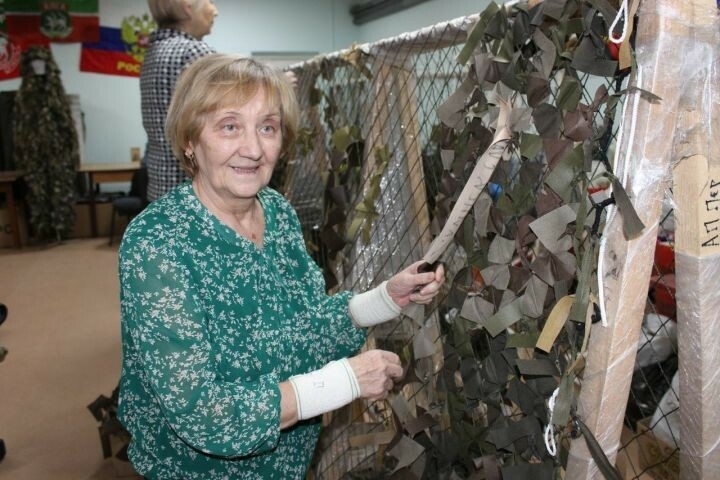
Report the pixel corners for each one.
[79,26,142,78]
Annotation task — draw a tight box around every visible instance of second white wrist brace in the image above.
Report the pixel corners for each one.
[289,358,361,420]
[348,280,401,327]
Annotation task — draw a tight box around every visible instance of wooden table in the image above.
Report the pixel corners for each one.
[78,162,141,237]
[0,170,24,249]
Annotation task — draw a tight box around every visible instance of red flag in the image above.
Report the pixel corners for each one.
[5,1,100,43]
[0,31,50,80]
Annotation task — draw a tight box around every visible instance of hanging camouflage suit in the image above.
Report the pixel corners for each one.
[13,46,78,242]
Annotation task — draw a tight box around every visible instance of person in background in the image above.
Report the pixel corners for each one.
[117,53,445,479]
[142,0,297,203]
[141,0,218,202]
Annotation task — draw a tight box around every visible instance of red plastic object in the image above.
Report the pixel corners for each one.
[653,240,675,276]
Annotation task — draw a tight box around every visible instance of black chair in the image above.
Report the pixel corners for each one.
[108,166,147,246]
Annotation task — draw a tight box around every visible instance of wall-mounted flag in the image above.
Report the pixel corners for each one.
[0,1,50,80]
[79,15,155,78]
[5,0,99,43]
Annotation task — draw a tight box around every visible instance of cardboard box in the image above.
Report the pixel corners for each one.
[0,204,27,248]
[69,201,114,239]
[636,417,679,480]
[618,418,679,480]
[0,201,118,244]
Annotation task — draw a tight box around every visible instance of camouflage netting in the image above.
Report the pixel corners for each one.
[279,1,680,478]
[13,46,79,242]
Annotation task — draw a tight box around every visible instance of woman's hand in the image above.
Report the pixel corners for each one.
[347,349,403,401]
[386,261,445,308]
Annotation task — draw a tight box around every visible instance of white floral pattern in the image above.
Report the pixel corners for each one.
[118,183,366,479]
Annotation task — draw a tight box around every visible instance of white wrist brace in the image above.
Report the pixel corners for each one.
[348,280,401,327]
[289,358,361,420]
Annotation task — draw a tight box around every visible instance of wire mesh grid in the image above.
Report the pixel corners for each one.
[617,206,680,479]
[280,5,680,479]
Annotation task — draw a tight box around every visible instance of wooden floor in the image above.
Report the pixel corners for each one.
[0,239,141,479]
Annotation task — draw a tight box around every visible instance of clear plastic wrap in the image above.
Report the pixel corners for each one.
[672,1,720,470]
[568,0,720,477]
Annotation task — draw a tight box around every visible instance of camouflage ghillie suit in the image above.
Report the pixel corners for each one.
[13,46,78,242]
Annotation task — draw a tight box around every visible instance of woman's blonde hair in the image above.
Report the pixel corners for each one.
[165,53,299,178]
[147,0,201,28]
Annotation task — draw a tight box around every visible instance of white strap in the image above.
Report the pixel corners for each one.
[348,281,401,327]
[544,387,560,456]
[608,0,629,44]
[289,358,361,420]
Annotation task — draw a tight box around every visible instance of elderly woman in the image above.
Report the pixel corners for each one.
[141,0,218,201]
[117,53,444,479]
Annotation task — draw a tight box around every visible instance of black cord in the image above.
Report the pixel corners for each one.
[590,194,616,237]
[573,416,624,480]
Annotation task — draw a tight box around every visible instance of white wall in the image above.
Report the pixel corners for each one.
[208,0,359,55]
[0,0,360,168]
[355,0,490,44]
[0,0,486,170]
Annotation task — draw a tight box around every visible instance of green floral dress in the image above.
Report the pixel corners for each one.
[118,183,366,479]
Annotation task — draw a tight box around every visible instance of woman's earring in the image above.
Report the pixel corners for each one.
[185,150,196,166]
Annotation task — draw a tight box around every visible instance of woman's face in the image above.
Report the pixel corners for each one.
[191,88,283,204]
[189,0,218,39]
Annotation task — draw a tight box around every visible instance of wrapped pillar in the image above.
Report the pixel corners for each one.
[566,0,688,477]
[673,1,720,477]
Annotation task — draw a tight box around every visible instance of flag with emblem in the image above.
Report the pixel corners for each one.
[0,0,50,80]
[79,15,155,77]
[5,0,99,43]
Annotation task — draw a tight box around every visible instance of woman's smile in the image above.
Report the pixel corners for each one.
[230,165,260,175]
